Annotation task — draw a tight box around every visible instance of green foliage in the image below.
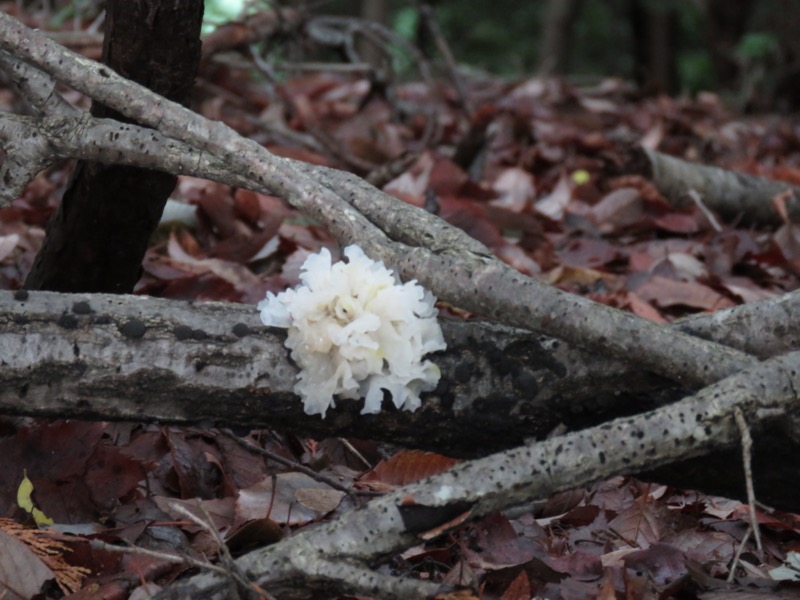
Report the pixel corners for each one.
[679,52,715,93]
[736,32,779,62]
[408,0,540,74]
[203,0,269,35]
[392,5,419,41]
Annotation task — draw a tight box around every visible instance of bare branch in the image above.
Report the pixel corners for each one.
[0,13,761,391]
[633,146,800,226]
[0,49,79,116]
[156,350,800,599]
[0,113,57,199]
[0,113,237,199]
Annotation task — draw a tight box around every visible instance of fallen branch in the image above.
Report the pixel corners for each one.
[625,146,800,226]
[155,350,800,599]
[0,289,668,454]
[3,289,800,510]
[0,14,759,391]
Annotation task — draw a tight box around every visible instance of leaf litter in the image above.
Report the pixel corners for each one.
[3,10,800,600]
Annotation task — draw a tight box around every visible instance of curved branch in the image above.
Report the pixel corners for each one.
[0,14,759,391]
[156,350,800,599]
[0,49,79,116]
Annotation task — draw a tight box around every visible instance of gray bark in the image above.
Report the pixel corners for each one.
[156,350,800,599]
[3,289,800,514]
[633,146,800,226]
[0,13,757,392]
[3,13,800,596]
[0,289,652,454]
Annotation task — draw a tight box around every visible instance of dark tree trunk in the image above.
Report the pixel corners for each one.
[628,0,679,94]
[358,0,390,71]
[537,0,584,76]
[704,0,755,89]
[24,0,204,293]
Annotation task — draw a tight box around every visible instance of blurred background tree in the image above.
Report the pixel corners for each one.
[19,0,800,110]
[301,0,800,110]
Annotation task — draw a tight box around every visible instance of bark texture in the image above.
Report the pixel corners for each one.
[625,147,800,226]
[3,290,800,510]
[24,0,203,293]
[156,349,800,599]
[0,290,623,455]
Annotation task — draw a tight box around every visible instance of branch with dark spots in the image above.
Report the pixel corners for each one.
[0,13,761,391]
[72,301,92,315]
[119,318,147,339]
[2,290,800,511]
[231,322,250,338]
[57,313,80,330]
[157,350,800,599]
[0,290,565,452]
[4,12,800,595]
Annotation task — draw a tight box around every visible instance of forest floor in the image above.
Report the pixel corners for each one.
[3,8,800,600]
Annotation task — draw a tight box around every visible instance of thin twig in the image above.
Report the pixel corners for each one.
[219,429,353,494]
[727,525,753,583]
[169,503,273,600]
[733,406,763,557]
[273,61,374,73]
[687,189,723,232]
[248,45,378,173]
[336,437,373,470]
[418,2,473,114]
[90,539,229,577]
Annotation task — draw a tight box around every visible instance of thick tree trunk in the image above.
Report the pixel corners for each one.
[24,0,203,293]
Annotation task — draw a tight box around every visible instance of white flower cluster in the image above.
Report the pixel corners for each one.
[258,245,447,417]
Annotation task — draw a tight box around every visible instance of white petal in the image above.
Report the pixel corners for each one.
[259,243,446,418]
[258,293,291,328]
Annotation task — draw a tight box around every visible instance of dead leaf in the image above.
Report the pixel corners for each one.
[225,517,283,555]
[0,530,55,599]
[589,187,643,234]
[622,543,688,587]
[0,233,19,262]
[237,473,343,525]
[625,292,666,322]
[359,450,459,488]
[500,570,531,600]
[294,488,345,514]
[535,172,573,220]
[492,167,535,212]
[632,275,735,310]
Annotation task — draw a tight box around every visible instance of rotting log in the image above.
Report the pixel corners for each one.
[2,290,800,510]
